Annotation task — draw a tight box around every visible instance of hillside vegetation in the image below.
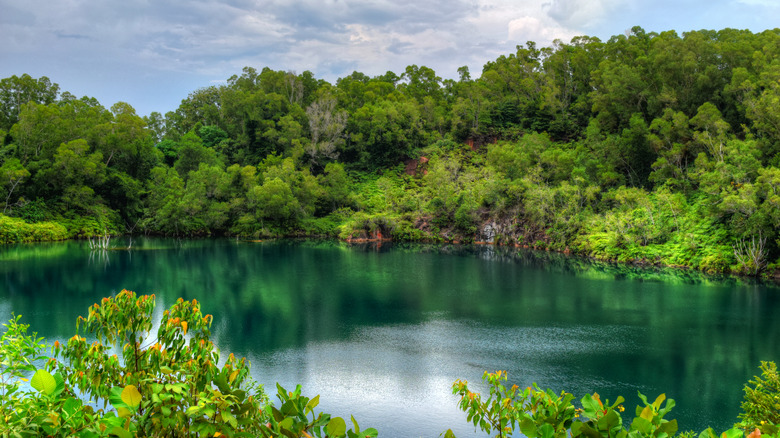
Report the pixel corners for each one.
[2,26,780,275]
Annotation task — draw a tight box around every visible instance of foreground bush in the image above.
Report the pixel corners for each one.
[445,370,779,438]
[0,290,376,437]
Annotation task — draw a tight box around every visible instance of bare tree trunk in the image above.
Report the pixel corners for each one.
[733,232,767,276]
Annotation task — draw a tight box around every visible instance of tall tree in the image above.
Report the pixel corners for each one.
[0,74,60,130]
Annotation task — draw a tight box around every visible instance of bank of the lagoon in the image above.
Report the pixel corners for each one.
[1,238,778,436]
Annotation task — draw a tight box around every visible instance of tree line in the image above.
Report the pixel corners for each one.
[1,26,780,275]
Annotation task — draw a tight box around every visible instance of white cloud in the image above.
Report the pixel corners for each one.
[544,0,630,29]
[508,16,579,45]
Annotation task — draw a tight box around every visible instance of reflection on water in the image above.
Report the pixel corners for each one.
[1,238,778,436]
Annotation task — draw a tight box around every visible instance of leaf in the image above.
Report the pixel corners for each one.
[659,419,678,436]
[721,428,743,438]
[581,393,602,416]
[327,417,347,437]
[597,410,621,431]
[362,428,378,437]
[280,400,298,416]
[351,415,360,434]
[280,429,297,438]
[62,397,81,416]
[30,369,56,395]
[279,417,294,430]
[214,373,230,393]
[52,372,65,397]
[306,394,320,414]
[519,417,538,437]
[698,428,719,438]
[630,417,652,434]
[652,393,666,409]
[110,386,128,409]
[222,410,237,428]
[659,398,676,417]
[117,407,133,418]
[271,406,284,423]
[539,423,555,438]
[640,406,654,421]
[121,385,142,408]
[110,426,133,438]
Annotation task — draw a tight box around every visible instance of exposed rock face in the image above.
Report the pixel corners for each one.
[404,156,429,176]
[481,222,497,243]
[471,215,549,248]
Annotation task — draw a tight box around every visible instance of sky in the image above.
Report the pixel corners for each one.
[1,0,779,117]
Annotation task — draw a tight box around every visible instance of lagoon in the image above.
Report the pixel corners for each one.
[1,238,778,436]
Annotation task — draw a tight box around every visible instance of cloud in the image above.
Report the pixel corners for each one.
[543,0,629,29]
[2,0,777,116]
[0,2,35,25]
[508,16,579,44]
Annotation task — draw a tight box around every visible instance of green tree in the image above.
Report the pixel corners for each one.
[173,131,221,179]
[47,139,107,215]
[0,157,29,213]
[248,177,300,229]
[0,74,60,130]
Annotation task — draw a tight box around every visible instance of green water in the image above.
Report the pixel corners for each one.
[1,238,778,437]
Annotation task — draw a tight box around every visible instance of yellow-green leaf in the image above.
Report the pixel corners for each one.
[121,385,142,408]
[31,369,56,395]
[305,394,320,414]
[222,410,237,428]
[117,407,133,418]
[640,405,653,421]
[652,394,666,409]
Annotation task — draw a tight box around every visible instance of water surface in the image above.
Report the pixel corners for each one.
[1,238,778,436]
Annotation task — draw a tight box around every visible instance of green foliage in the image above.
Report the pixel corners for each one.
[0,294,377,437]
[260,383,377,438]
[448,369,776,438]
[738,361,780,434]
[4,30,780,276]
[0,214,69,243]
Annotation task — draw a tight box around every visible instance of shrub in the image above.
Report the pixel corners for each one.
[0,214,69,244]
[739,361,780,434]
[0,292,376,437]
[446,369,777,438]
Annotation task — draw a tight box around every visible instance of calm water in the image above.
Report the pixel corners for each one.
[1,238,778,437]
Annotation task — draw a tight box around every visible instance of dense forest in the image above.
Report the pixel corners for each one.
[2,26,780,276]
